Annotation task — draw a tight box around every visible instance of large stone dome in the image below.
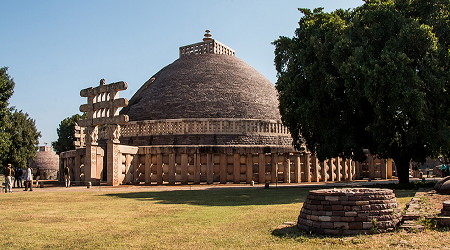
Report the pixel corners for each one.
[120,53,281,121]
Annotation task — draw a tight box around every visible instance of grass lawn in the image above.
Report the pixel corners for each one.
[0,182,449,249]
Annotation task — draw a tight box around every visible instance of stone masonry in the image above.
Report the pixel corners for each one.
[297,188,402,235]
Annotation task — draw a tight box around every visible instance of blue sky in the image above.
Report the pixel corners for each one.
[1,0,364,147]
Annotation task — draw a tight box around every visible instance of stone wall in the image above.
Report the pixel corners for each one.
[297,188,402,235]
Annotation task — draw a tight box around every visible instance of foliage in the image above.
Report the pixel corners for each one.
[274,0,450,185]
[0,67,15,161]
[1,109,41,169]
[52,113,85,154]
[0,67,41,170]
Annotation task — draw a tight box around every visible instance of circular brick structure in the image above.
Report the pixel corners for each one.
[297,188,402,235]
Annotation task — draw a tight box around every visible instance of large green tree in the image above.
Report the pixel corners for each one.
[274,0,450,184]
[2,109,41,168]
[52,113,85,154]
[0,67,15,161]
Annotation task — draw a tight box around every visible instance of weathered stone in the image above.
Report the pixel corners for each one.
[345,211,358,217]
[349,222,363,230]
[319,216,331,222]
[334,222,349,230]
[332,205,344,211]
[297,188,400,235]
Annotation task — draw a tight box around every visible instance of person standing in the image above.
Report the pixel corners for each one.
[64,165,70,188]
[3,164,14,193]
[23,166,33,191]
[35,167,41,188]
[14,167,23,188]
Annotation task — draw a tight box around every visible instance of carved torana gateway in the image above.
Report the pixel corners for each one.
[60,31,395,186]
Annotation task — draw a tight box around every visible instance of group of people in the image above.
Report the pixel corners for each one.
[3,164,41,193]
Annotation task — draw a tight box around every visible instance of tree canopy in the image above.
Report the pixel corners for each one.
[0,67,15,161]
[0,67,41,169]
[52,113,85,154]
[274,0,450,184]
[2,109,41,168]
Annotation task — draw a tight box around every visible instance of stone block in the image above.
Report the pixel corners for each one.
[341,216,355,222]
[330,216,341,222]
[318,211,327,216]
[323,205,332,211]
[362,222,374,229]
[334,222,349,230]
[345,211,358,217]
[319,216,331,222]
[333,211,345,217]
[349,222,363,230]
[355,201,369,205]
[325,196,340,201]
[321,222,334,229]
[352,206,362,211]
[361,205,371,210]
[332,205,344,211]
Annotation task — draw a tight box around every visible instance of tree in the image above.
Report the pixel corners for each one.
[52,113,85,154]
[274,0,450,184]
[0,67,15,161]
[2,109,41,169]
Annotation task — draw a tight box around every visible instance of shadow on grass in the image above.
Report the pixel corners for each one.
[104,186,312,206]
[104,183,422,207]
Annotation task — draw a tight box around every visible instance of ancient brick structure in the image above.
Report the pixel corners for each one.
[29,146,59,180]
[297,188,402,235]
[60,31,395,186]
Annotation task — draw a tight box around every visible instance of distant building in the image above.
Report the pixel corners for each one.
[29,146,59,180]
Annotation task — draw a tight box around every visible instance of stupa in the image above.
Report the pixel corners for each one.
[59,31,392,186]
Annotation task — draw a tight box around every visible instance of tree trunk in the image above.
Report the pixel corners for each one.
[393,156,410,185]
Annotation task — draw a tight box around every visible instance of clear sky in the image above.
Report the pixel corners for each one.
[0,0,364,147]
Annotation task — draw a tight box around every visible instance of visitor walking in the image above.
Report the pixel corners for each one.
[3,164,14,193]
[64,165,70,188]
[23,166,33,191]
[35,167,41,188]
[14,167,23,188]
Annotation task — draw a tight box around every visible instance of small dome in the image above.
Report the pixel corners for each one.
[29,146,59,179]
[121,53,281,121]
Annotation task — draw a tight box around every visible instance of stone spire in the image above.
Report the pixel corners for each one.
[203,30,213,42]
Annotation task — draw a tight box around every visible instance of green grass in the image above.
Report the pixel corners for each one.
[0,184,448,249]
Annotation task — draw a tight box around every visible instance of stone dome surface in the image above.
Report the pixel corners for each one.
[120,53,281,121]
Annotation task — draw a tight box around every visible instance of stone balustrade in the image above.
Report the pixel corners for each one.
[98,118,290,139]
[179,39,235,57]
[59,145,365,186]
